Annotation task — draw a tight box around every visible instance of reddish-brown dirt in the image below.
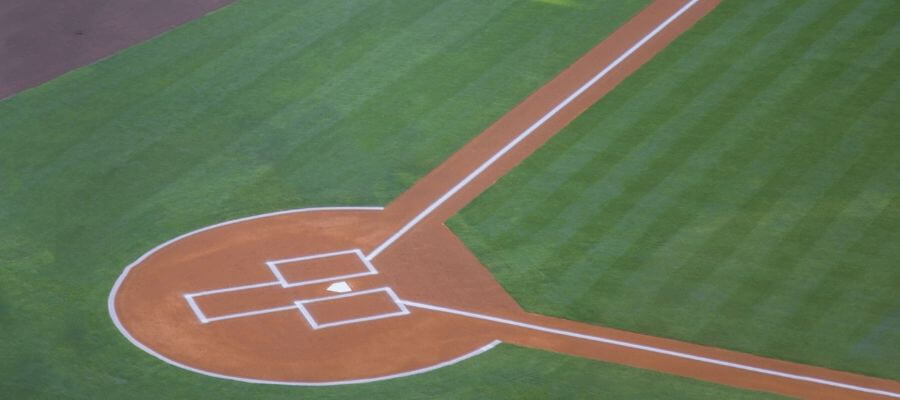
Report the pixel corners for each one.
[0,0,234,99]
[110,0,900,398]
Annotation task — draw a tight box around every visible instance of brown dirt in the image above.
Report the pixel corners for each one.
[110,0,900,398]
[0,0,234,99]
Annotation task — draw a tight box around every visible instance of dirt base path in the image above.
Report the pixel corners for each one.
[110,0,900,398]
[0,0,234,99]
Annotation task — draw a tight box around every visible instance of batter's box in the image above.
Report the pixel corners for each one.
[295,287,409,329]
[267,249,376,287]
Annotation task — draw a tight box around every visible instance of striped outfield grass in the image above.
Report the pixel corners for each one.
[0,0,784,398]
[451,0,900,381]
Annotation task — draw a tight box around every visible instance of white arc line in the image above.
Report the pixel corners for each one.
[365,0,702,261]
[401,300,900,399]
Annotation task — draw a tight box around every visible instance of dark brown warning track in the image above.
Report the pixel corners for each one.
[0,0,233,99]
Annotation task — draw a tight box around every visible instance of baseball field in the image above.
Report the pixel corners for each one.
[1,0,897,399]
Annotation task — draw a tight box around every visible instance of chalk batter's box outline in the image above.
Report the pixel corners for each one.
[183,248,383,324]
[267,248,377,288]
[295,287,410,329]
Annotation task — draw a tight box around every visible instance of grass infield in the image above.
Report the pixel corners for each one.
[451,0,900,382]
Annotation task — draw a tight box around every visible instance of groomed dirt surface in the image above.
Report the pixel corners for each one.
[0,0,234,99]
[108,0,900,398]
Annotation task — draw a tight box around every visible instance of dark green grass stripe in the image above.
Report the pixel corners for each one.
[536,0,862,306]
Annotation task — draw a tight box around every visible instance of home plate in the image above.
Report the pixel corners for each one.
[326,281,352,293]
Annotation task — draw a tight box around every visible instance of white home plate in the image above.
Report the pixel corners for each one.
[326,281,352,293]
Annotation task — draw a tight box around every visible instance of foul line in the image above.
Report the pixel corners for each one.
[365,0,701,261]
[401,300,900,399]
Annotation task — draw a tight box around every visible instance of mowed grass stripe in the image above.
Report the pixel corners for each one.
[451,0,900,380]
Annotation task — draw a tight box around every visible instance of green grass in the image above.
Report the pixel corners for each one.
[451,0,900,381]
[0,0,781,398]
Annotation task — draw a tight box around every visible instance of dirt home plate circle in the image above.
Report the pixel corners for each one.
[107,1,900,397]
[107,0,715,385]
[109,207,519,384]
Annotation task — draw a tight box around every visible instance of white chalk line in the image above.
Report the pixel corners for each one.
[183,294,208,323]
[276,248,378,288]
[184,247,383,323]
[190,285,412,327]
[401,300,900,399]
[188,281,281,297]
[205,305,298,323]
[295,287,410,329]
[364,0,702,261]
